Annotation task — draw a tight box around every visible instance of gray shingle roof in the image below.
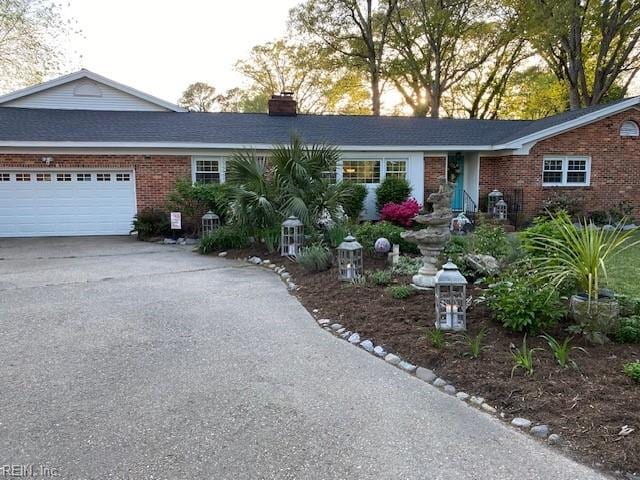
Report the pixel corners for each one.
[0,107,532,147]
[0,97,637,148]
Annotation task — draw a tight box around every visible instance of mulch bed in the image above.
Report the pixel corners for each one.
[230,246,639,477]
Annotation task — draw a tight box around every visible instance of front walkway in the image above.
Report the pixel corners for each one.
[0,237,606,479]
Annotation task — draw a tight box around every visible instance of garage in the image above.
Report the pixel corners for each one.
[0,170,136,237]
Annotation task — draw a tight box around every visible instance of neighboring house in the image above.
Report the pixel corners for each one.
[0,69,638,237]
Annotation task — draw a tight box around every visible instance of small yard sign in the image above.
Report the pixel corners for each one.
[170,212,182,230]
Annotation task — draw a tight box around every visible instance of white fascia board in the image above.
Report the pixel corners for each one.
[0,69,187,112]
[0,141,493,152]
[494,97,640,150]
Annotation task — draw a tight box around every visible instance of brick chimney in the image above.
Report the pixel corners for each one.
[268,91,297,116]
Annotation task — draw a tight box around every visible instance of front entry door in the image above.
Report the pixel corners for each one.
[448,153,465,211]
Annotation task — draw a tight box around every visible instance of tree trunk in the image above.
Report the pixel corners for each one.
[371,70,381,116]
[568,84,581,110]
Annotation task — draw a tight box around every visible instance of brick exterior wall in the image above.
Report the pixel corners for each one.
[424,155,447,198]
[0,154,191,212]
[479,108,640,220]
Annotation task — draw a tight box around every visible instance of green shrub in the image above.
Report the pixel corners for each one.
[441,236,472,277]
[297,245,333,273]
[541,191,584,217]
[132,209,171,240]
[391,256,422,275]
[472,223,509,258]
[484,274,566,333]
[615,294,640,317]
[166,179,233,236]
[615,317,640,343]
[370,270,392,286]
[376,177,411,210]
[388,285,413,299]
[623,361,640,382]
[520,211,572,260]
[589,211,609,226]
[341,181,368,220]
[353,221,419,254]
[199,226,251,253]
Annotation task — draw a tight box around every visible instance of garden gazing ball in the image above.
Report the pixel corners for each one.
[374,237,392,254]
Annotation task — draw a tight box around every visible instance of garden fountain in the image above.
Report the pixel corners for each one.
[401,176,454,289]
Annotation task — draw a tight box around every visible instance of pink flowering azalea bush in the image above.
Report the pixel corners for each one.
[380,198,421,227]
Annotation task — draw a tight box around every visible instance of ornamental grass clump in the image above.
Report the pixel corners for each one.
[511,336,541,377]
[540,333,585,368]
[296,245,333,273]
[388,285,413,299]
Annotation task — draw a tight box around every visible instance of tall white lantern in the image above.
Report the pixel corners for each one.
[495,199,508,221]
[488,189,503,216]
[337,234,363,281]
[281,216,304,257]
[434,260,467,331]
[201,211,220,236]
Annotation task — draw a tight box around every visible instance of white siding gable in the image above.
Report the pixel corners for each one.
[2,78,171,111]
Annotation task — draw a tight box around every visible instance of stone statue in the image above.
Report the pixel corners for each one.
[401,176,454,289]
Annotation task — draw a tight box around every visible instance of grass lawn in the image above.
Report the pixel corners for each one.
[608,232,640,297]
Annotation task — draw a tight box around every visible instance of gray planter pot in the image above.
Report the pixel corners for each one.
[569,292,620,342]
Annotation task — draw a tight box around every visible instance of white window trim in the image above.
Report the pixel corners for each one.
[542,155,591,187]
[192,156,226,184]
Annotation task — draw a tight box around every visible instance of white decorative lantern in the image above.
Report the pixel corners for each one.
[488,189,503,216]
[201,210,220,236]
[434,260,467,331]
[337,234,363,281]
[281,216,304,256]
[495,199,508,220]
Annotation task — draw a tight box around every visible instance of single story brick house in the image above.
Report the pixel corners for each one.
[0,69,638,237]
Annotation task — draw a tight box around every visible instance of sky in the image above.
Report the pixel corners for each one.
[62,0,301,104]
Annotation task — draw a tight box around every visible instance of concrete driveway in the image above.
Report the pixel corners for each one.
[0,237,606,480]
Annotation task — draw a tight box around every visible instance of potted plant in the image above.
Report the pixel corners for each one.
[526,213,639,341]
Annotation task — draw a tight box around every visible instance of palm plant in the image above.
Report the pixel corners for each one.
[525,213,639,305]
[226,137,358,230]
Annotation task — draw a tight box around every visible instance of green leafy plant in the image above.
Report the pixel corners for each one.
[390,256,422,275]
[131,209,171,240]
[525,213,640,304]
[199,225,251,253]
[340,181,367,220]
[472,223,509,258]
[296,244,333,273]
[370,269,392,286]
[354,221,419,254]
[615,317,640,343]
[520,210,573,261]
[484,274,566,333]
[441,236,472,277]
[540,333,585,368]
[426,328,446,349]
[388,285,413,299]
[462,328,487,359]
[623,361,640,382]
[615,294,640,317]
[511,336,541,377]
[166,179,233,235]
[376,177,411,210]
[541,192,584,217]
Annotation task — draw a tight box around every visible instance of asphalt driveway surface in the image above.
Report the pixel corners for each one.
[0,237,607,480]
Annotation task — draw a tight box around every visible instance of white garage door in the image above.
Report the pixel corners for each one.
[0,170,136,237]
